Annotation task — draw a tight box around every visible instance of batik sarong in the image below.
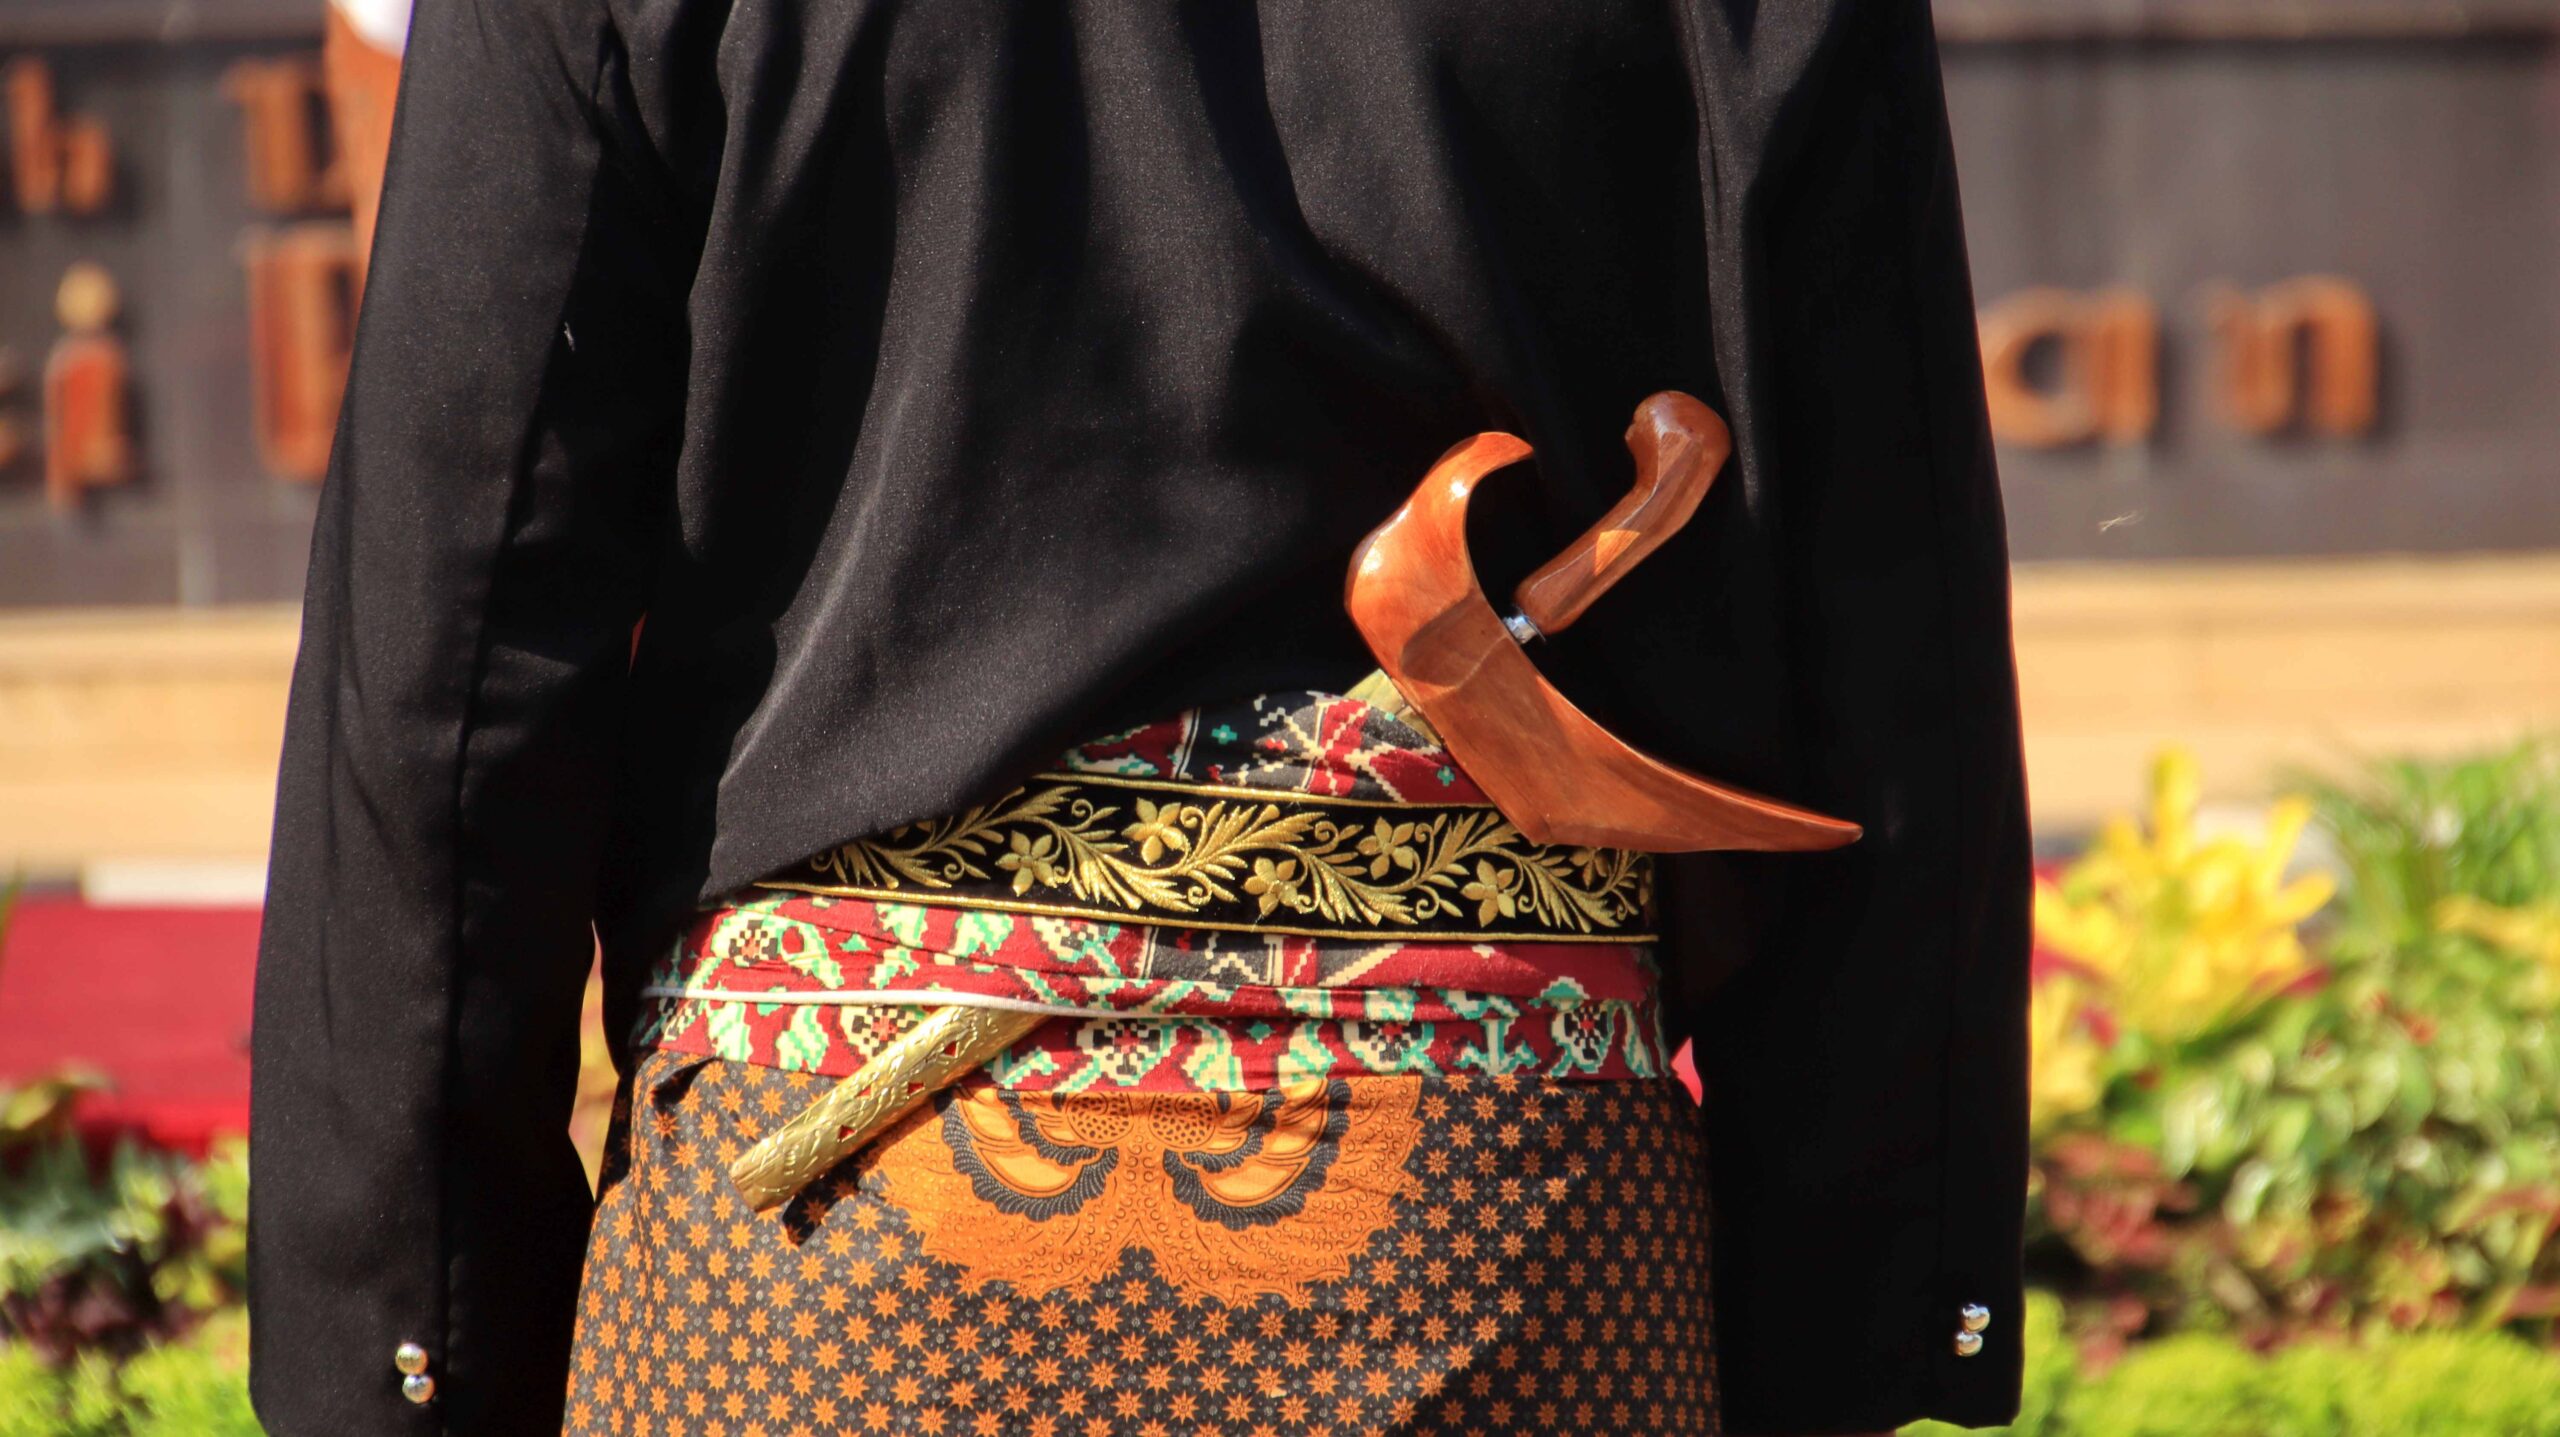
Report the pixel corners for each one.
[566,692,1722,1436]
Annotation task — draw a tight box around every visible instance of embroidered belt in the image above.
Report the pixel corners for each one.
[721,689,1663,1209]
[640,890,1668,1089]
[762,769,1656,943]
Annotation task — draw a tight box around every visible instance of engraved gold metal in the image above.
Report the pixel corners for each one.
[727,1003,1046,1212]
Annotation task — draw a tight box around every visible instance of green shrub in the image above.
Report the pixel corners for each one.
[0,1343,70,1437]
[115,1313,259,1437]
[0,1050,256,1435]
[2300,741,2560,961]
[2072,1335,2332,1437]
[2031,742,2560,1342]
[0,1076,247,1360]
[2321,1330,2560,1437]
[1911,1290,2560,1437]
[0,1313,254,1437]
[0,1346,123,1437]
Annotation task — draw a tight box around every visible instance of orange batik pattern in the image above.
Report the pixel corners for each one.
[565,1052,1721,1437]
[881,1077,1424,1305]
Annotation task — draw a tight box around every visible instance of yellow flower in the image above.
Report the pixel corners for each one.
[2035,749,2333,1044]
[2029,974,2106,1134]
[2433,895,2560,978]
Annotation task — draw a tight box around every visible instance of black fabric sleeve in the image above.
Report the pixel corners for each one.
[1659,0,2034,1431]
[247,1,691,1432]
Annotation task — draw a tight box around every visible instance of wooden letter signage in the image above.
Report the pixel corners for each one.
[224,57,348,215]
[2207,277,2379,437]
[5,59,112,216]
[243,225,360,484]
[0,350,27,472]
[1978,287,2158,448]
[1981,277,2381,447]
[322,6,404,274]
[229,35,396,485]
[43,263,136,511]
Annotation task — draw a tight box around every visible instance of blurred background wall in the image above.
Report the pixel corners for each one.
[1942,0,2560,827]
[0,0,2554,880]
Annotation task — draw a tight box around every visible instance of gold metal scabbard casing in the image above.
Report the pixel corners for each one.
[726,1003,1046,1212]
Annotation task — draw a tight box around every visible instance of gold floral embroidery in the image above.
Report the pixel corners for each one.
[776,774,1653,941]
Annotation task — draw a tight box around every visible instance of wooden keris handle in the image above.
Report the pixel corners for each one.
[1510,392,1732,637]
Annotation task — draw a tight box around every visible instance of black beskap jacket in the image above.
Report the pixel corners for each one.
[249,1,2032,1432]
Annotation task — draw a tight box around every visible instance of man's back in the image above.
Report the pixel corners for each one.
[250,4,2032,1433]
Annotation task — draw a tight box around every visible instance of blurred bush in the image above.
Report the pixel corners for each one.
[1910,1291,2560,1437]
[0,1060,253,1436]
[2029,741,2560,1346]
[0,1311,257,1437]
[0,1076,246,1364]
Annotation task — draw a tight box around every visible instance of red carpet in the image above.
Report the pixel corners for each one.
[0,897,260,1154]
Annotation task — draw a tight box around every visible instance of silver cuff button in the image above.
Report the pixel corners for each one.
[1954,1329,1985,1357]
[1961,1303,1992,1334]
[396,1342,434,1403]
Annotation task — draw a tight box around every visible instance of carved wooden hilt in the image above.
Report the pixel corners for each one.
[1343,391,1859,854]
[1509,392,1731,638]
